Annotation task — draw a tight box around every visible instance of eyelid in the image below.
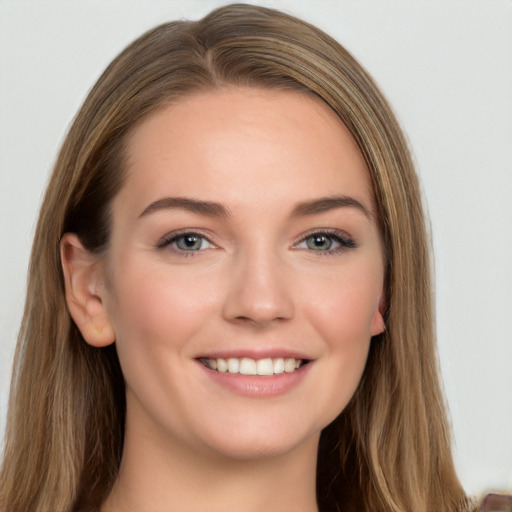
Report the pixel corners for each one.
[292,228,357,252]
[155,227,356,254]
[155,229,217,250]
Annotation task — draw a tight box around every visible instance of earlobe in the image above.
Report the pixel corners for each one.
[370,293,387,336]
[60,233,115,347]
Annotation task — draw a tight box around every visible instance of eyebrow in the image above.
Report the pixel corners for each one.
[138,194,372,220]
[291,195,372,219]
[139,197,231,219]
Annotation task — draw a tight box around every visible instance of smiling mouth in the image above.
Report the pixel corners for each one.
[198,357,309,376]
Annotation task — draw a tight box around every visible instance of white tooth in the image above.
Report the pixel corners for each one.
[208,358,217,370]
[284,358,297,373]
[216,358,228,373]
[295,359,302,369]
[239,358,257,375]
[273,358,285,374]
[256,358,273,376]
[227,358,239,373]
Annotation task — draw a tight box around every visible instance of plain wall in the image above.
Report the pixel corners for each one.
[1,0,511,497]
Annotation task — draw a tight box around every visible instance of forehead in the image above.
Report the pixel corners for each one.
[119,87,375,216]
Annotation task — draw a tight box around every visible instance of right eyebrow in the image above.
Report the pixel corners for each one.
[138,197,231,219]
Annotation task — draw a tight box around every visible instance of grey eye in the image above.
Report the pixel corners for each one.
[174,234,207,251]
[304,234,337,251]
[156,231,216,253]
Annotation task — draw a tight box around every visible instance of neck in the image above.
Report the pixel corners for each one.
[102,405,320,512]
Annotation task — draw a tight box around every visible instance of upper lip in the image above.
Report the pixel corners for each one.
[195,348,313,361]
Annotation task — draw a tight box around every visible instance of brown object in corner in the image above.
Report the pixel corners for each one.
[480,493,512,511]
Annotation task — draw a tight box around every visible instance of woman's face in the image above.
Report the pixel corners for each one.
[102,87,385,461]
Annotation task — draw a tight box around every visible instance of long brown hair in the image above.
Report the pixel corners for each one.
[0,4,474,511]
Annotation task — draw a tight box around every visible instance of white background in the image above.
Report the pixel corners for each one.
[1,0,511,498]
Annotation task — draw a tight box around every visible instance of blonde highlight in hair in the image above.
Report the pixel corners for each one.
[1,4,473,511]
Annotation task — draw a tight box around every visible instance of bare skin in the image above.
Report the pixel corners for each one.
[62,87,385,511]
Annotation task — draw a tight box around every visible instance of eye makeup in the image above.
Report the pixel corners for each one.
[292,228,357,255]
[155,226,357,258]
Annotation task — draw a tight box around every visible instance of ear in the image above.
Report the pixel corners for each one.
[370,292,386,336]
[60,233,116,347]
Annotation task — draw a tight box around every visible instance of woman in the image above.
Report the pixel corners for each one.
[0,4,474,511]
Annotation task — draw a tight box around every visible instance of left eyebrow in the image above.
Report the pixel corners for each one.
[290,195,373,220]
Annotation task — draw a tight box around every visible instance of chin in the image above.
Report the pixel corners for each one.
[204,431,319,462]
[191,411,325,462]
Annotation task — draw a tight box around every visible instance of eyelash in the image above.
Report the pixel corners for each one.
[155,230,215,256]
[155,228,357,256]
[293,228,357,255]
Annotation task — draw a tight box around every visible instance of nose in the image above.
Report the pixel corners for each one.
[222,247,295,326]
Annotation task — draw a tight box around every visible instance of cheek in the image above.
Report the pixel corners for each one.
[293,262,383,429]
[304,261,384,349]
[104,257,227,429]
[107,257,224,356]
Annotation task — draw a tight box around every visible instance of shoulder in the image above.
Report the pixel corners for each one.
[479,493,512,511]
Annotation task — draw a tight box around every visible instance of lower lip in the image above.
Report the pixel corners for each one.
[197,361,312,398]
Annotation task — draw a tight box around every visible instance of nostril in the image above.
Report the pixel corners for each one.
[233,313,291,326]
